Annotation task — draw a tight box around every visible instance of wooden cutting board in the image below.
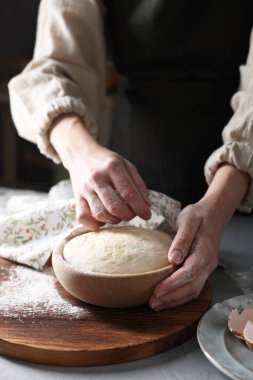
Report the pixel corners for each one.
[0,257,211,366]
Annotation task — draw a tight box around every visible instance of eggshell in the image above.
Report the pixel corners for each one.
[243,321,253,351]
[228,309,253,340]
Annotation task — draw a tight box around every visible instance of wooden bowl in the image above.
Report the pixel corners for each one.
[52,233,176,308]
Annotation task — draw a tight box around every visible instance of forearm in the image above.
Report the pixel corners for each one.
[201,164,250,228]
[49,114,151,227]
[49,114,100,171]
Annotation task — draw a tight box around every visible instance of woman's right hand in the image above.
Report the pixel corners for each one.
[50,114,151,230]
[69,145,151,230]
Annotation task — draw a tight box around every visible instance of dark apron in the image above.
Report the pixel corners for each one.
[106,1,253,206]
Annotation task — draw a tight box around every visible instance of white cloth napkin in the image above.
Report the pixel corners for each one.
[0,181,181,270]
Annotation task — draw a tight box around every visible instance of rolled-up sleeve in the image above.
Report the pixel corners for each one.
[205,27,253,212]
[8,0,106,163]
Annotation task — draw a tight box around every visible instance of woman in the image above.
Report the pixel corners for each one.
[9,0,253,310]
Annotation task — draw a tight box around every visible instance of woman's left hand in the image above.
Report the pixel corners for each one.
[149,199,222,311]
[149,163,251,310]
[149,164,250,311]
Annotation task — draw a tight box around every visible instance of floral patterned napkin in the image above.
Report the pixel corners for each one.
[0,181,181,270]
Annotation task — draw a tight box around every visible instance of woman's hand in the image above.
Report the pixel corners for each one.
[49,114,151,230]
[149,163,250,311]
[149,201,221,310]
[69,146,151,230]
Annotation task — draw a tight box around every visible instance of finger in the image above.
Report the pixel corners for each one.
[150,267,207,310]
[153,242,208,300]
[152,276,206,310]
[95,185,135,221]
[124,160,151,206]
[168,208,202,265]
[154,248,210,300]
[109,161,151,220]
[86,191,121,224]
[175,204,194,225]
[152,264,194,299]
[152,295,198,311]
[76,197,104,231]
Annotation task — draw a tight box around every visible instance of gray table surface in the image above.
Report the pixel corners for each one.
[0,213,252,380]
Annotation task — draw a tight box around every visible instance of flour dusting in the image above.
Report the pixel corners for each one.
[220,261,253,294]
[0,264,87,320]
[213,294,253,323]
[232,271,253,294]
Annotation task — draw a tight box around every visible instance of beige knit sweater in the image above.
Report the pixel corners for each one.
[8,0,253,211]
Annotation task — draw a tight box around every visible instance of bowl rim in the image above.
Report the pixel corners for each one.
[52,232,176,280]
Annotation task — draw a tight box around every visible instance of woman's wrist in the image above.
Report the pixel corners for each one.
[49,113,100,170]
[199,164,250,229]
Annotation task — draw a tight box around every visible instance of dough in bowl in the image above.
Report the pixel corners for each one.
[63,226,173,274]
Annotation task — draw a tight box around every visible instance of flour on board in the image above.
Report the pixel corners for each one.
[0,264,88,320]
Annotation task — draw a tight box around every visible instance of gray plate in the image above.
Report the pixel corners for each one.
[197,293,253,380]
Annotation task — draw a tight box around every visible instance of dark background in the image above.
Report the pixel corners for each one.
[0,0,55,191]
[0,1,39,78]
